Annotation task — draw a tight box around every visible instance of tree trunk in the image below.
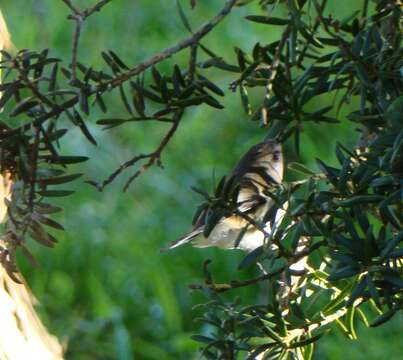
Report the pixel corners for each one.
[0,9,64,360]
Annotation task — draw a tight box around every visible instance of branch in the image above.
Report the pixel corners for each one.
[61,0,84,82]
[82,0,113,19]
[189,266,286,293]
[61,0,81,15]
[99,153,151,190]
[187,43,198,83]
[123,110,183,191]
[101,0,238,90]
[3,0,237,142]
[100,110,184,191]
[0,96,78,140]
[261,25,291,125]
[16,67,61,112]
[68,15,83,82]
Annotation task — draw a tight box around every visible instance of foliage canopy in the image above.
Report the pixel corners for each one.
[0,0,402,358]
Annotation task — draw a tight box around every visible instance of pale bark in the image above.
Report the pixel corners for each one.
[0,174,64,360]
[0,8,64,360]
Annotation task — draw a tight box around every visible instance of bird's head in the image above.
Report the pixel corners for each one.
[256,138,284,183]
[260,137,282,160]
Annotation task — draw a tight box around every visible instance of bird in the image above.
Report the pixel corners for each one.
[163,137,286,253]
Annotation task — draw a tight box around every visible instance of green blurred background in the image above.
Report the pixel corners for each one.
[2,0,401,359]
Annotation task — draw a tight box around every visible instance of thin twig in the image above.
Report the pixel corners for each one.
[100,110,183,190]
[189,266,286,293]
[17,67,61,112]
[188,42,198,83]
[61,0,112,80]
[61,0,81,15]
[123,110,183,191]
[69,14,83,82]
[101,153,152,189]
[82,0,113,19]
[261,25,291,125]
[28,127,40,212]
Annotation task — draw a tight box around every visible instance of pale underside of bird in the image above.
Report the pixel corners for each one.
[164,138,286,253]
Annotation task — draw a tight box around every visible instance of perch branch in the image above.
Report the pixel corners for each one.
[189,266,286,293]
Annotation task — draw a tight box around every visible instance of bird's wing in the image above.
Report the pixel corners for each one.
[229,141,283,213]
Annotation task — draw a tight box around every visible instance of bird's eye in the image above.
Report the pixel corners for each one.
[272,150,280,161]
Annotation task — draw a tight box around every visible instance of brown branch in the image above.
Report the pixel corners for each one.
[3,0,237,140]
[100,110,183,191]
[100,153,152,190]
[189,265,286,293]
[101,0,238,90]
[61,0,81,15]
[62,1,109,83]
[188,42,198,83]
[82,0,113,19]
[123,110,183,191]
[261,25,291,125]
[16,67,61,112]
[68,15,83,82]
[27,128,40,212]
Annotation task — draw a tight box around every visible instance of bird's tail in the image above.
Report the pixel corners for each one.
[160,228,203,252]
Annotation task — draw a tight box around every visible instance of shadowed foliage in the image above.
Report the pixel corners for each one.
[0,0,401,359]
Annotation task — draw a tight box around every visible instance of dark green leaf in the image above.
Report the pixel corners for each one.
[40,155,89,164]
[346,277,367,306]
[73,110,97,145]
[10,98,39,116]
[37,173,82,185]
[33,213,64,230]
[38,190,75,197]
[0,81,19,108]
[288,162,316,176]
[328,265,359,282]
[380,231,403,259]
[245,16,289,25]
[335,195,385,207]
[370,309,396,327]
[108,50,129,70]
[238,246,263,269]
[191,335,215,344]
[289,332,326,348]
